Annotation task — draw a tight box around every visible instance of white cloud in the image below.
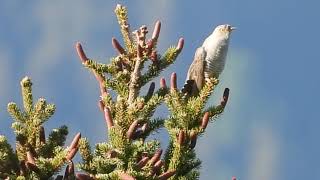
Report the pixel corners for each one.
[0,1,287,179]
[247,125,279,180]
[21,1,178,141]
[24,0,177,91]
[21,1,118,140]
[198,48,254,147]
[196,48,255,179]
[25,1,114,79]
[196,47,290,180]
[196,47,286,179]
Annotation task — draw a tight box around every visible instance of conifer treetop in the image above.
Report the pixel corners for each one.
[74,4,233,180]
[2,77,81,179]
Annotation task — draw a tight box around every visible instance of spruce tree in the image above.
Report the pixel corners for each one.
[0,4,234,180]
[1,76,80,179]
[75,4,230,180]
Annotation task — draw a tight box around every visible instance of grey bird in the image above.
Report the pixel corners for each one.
[182,24,235,96]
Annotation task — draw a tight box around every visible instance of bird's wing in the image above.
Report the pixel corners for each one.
[182,47,206,96]
[187,47,206,88]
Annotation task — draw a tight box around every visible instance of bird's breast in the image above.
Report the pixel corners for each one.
[203,39,229,78]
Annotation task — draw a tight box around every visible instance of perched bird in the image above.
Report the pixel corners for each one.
[182,24,235,96]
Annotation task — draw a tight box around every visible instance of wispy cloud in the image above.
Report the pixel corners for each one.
[20,1,118,141]
[21,1,178,143]
[247,125,279,180]
[25,1,114,81]
[196,48,256,179]
[197,46,286,179]
[24,0,177,92]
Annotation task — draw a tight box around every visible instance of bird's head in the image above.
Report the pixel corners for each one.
[212,24,236,39]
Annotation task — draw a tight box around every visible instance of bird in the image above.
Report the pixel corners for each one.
[182,24,235,96]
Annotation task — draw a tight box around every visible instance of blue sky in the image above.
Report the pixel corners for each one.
[0,1,319,179]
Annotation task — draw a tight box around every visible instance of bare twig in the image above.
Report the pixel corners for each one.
[134,25,148,48]
[170,72,177,92]
[63,160,75,178]
[119,173,136,180]
[160,77,167,89]
[176,38,184,53]
[94,72,107,96]
[152,160,163,175]
[26,162,40,173]
[220,88,230,107]
[158,170,176,180]
[76,173,94,180]
[151,21,161,42]
[68,133,81,152]
[150,50,158,63]
[76,42,107,96]
[112,37,126,55]
[200,112,209,130]
[26,151,36,165]
[76,42,88,63]
[39,126,45,144]
[106,150,118,158]
[66,147,78,161]
[146,21,161,55]
[127,120,139,139]
[178,130,185,145]
[104,107,114,128]
[149,149,162,166]
[98,100,104,112]
[145,82,155,99]
[128,44,143,104]
[19,160,27,176]
[137,156,149,168]
[189,131,197,149]
[66,133,81,161]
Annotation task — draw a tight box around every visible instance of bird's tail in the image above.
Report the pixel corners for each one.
[181,80,199,97]
[181,80,194,94]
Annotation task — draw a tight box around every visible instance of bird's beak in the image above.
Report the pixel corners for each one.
[230,26,237,31]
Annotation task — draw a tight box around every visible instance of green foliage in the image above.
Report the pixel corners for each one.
[141,47,181,86]
[1,77,75,179]
[76,4,229,180]
[0,4,231,180]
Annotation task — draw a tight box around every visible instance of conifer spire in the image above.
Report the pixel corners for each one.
[75,4,230,180]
